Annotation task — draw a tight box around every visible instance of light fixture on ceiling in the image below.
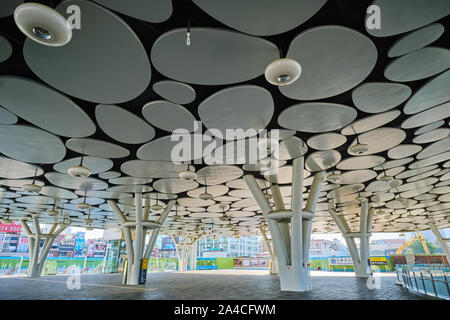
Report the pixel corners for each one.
[379,164,393,182]
[171,205,181,220]
[77,190,91,209]
[179,164,197,181]
[68,156,91,178]
[151,194,163,211]
[356,193,366,203]
[22,168,42,193]
[349,127,369,155]
[47,199,59,216]
[1,211,12,224]
[265,46,302,86]
[84,209,93,224]
[257,137,279,153]
[199,178,213,200]
[219,204,228,221]
[14,2,72,47]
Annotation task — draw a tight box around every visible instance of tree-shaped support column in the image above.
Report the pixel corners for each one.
[429,222,450,264]
[244,156,324,292]
[108,194,175,285]
[328,201,374,278]
[21,216,70,278]
[171,233,200,271]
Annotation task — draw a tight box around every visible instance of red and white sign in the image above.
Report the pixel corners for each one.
[0,221,22,233]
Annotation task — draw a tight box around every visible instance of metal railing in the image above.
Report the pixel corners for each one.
[396,264,450,300]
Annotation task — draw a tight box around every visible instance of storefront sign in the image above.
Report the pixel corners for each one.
[328,257,353,265]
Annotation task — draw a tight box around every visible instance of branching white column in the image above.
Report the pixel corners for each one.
[244,156,324,292]
[21,217,70,278]
[430,223,450,264]
[108,197,175,285]
[328,203,374,278]
[171,234,200,271]
[259,226,278,275]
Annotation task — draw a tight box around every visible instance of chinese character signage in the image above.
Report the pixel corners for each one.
[328,257,353,265]
[0,221,22,233]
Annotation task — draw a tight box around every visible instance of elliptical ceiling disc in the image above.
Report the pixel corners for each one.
[139,135,207,163]
[305,150,341,172]
[0,157,43,179]
[402,102,450,129]
[96,104,155,144]
[152,81,196,105]
[278,102,357,133]
[198,85,274,140]
[150,27,279,85]
[335,170,377,184]
[307,133,347,151]
[366,0,450,37]
[0,0,23,18]
[341,110,401,135]
[53,157,113,175]
[0,35,12,63]
[187,185,228,198]
[23,0,151,104]
[280,25,377,100]
[121,160,188,179]
[384,47,450,82]
[351,82,411,113]
[416,137,450,160]
[404,70,450,115]
[153,178,198,194]
[337,155,385,170]
[66,138,129,159]
[45,172,108,191]
[348,128,406,156]
[388,23,445,58]
[0,76,95,137]
[409,151,450,169]
[413,128,450,144]
[142,101,197,133]
[109,177,153,185]
[40,186,78,200]
[0,125,66,164]
[98,171,121,180]
[387,145,422,159]
[0,106,17,125]
[192,0,327,36]
[196,166,243,185]
[93,0,172,23]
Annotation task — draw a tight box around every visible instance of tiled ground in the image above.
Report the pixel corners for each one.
[0,270,421,300]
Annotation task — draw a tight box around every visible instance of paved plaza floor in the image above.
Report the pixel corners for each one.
[0,270,421,300]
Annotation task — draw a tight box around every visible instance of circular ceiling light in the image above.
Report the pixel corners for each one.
[326,171,341,182]
[199,192,213,200]
[68,165,91,178]
[84,218,93,224]
[22,183,42,193]
[349,143,370,155]
[1,218,12,224]
[179,170,197,181]
[14,3,72,47]
[86,226,93,231]
[265,58,301,86]
[77,202,91,209]
[46,210,59,216]
[257,138,279,152]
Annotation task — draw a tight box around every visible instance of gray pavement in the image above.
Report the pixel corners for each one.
[0,270,422,300]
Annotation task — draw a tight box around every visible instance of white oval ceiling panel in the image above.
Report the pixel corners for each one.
[278,102,357,133]
[413,128,450,144]
[384,47,450,82]
[40,186,78,200]
[96,104,155,144]
[142,101,197,133]
[109,177,153,185]
[151,27,278,85]
[335,170,377,185]
[280,25,377,100]
[196,165,243,185]
[66,138,130,159]
[404,70,450,115]
[366,0,450,37]
[348,128,406,156]
[153,178,198,194]
[45,172,108,191]
[0,0,23,18]
[305,150,341,172]
[341,110,401,135]
[192,0,327,36]
[23,0,151,104]
[0,157,42,179]
[0,34,12,63]
[275,136,308,160]
[402,102,450,129]
[337,155,385,170]
[351,82,411,114]
[0,76,95,137]
[98,171,121,180]
[198,85,274,140]
[387,145,422,159]
[416,137,450,160]
[0,125,66,164]
[187,185,228,198]
[137,135,205,162]
[53,157,113,175]
[388,23,445,58]
[0,106,17,125]
[409,151,450,169]
[307,133,347,151]
[93,0,172,23]
[152,81,196,105]
[121,160,187,179]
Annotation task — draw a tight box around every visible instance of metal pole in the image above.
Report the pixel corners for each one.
[131,193,143,285]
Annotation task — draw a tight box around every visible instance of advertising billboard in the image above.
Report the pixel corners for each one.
[72,232,85,257]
